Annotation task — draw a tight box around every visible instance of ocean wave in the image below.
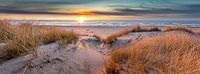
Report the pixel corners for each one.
[9,20,200,27]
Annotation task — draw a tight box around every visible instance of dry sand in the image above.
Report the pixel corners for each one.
[0,26,199,74]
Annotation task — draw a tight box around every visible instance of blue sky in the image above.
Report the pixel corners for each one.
[0,0,200,20]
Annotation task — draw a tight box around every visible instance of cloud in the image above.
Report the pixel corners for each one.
[0,0,200,20]
[107,5,135,8]
[98,4,200,17]
[1,3,200,16]
[0,0,107,12]
[0,0,102,5]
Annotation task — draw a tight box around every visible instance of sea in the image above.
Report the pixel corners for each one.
[9,20,200,27]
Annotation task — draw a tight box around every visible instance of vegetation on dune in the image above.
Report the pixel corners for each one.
[83,25,196,45]
[41,28,78,45]
[131,26,161,32]
[0,21,15,43]
[3,23,41,58]
[101,25,198,44]
[105,32,200,74]
[103,29,130,44]
[163,25,192,33]
[0,21,78,62]
[102,26,161,44]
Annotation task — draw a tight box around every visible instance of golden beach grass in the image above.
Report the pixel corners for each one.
[103,26,161,44]
[41,28,78,45]
[0,20,15,43]
[0,21,78,62]
[102,25,198,44]
[105,32,200,74]
[163,25,192,33]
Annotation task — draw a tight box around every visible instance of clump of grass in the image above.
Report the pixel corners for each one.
[145,26,161,31]
[131,26,161,32]
[105,32,200,74]
[103,35,118,44]
[0,20,15,42]
[163,25,192,33]
[102,26,161,44]
[101,25,195,44]
[102,29,130,44]
[0,22,79,62]
[41,28,78,45]
[2,23,40,59]
[104,48,130,73]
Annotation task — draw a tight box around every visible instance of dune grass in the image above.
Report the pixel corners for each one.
[0,21,78,62]
[163,25,192,33]
[101,25,198,44]
[103,29,131,44]
[102,26,161,44]
[90,25,195,44]
[130,26,161,32]
[2,23,41,58]
[41,28,78,46]
[0,20,15,43]
[105,32,200,74]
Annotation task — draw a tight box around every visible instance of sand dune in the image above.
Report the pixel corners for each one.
[0,25,200,74]
[0,28,164,74]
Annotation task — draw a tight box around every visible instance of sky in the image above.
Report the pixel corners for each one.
[0,0,200,20]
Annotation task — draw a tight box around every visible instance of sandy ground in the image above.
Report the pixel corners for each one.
[0,26,199,74]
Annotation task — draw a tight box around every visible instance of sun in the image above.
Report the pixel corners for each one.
[78,17,87,23]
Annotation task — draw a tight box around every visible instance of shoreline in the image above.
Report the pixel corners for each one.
[34,25,200,28]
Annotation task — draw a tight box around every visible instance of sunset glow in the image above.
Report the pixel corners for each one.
[0,0,199,20]
[78,17,87,23]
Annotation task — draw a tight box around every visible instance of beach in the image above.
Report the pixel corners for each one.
[1,0,200,74]
[0,24,200,74]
